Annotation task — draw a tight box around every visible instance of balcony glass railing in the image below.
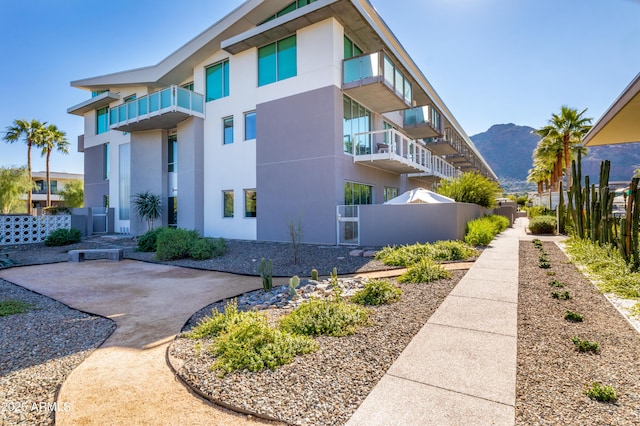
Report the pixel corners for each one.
[109,86,204,128]
[404,106,442,133]
[343,51,412,105]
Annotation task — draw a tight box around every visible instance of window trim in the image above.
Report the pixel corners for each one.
[205,59,230,102]
[258,35,297,87]
[223,190,234,218]
[244,189,257,218]
[244,111,256,141]
[223,116,234,145]
[96,106,109,135]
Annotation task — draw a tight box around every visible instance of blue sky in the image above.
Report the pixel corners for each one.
[1,0,639,175]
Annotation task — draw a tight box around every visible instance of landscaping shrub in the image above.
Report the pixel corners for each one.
[189,238,227,260]
[551,290,571,300]
[155,227,199,260]
[279,298,370,337]
[397,258,450,284]
[464,215,508,246]
[435,172,501,208]
[572,337,600,353]
[374,243,433,267]
[585,382,618,403]
[527,206,552,218]
[549,279,565,288]
[137,227,167,252]
[351,279,402,306]
[44,228,81,247]
[430,240,479,261]
[0,299,32,316]
[564,310,584,322]
[529,216,557,234]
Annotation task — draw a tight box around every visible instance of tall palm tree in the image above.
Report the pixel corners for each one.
[37,124,69,207]
[534,106,592,189]
[3,119,46,214]
[533,135,563,191]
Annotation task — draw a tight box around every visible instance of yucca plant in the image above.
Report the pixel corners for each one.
[132,190,162,231]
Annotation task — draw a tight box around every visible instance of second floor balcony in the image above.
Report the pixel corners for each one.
[109,86,205,132]
[343,51,412,113]
[403,106,443,139]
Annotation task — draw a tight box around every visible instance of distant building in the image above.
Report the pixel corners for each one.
[68,0,496,243]
[27,171,84,210]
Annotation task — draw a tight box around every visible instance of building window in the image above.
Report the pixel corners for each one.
[119,143,131,220]
[258,35,297,87]
[50,181,58,194]
[103,143,110,180]
[96,107,109,134]
[245,111,256,140]
[223,191,234,218]
[344,181,373,205]
[223,117,234,144]
[168,135,177,173]
[344,35,363,59]
[206,59,229,102]
[182,82,194,91]
[343,96,372,154]
[244,189,257,218]
[384,187,399,202]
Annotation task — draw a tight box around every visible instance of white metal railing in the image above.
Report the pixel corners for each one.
[109,85,204,129]
[1,215,71,245]
[352,128,432,172]
[431,156,459,179]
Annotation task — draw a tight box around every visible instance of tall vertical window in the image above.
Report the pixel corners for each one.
[103,143,110,180]
[258,35,297,86]
[244,111,256,140]
[384,187,399,202]
[96,107,109,134]
[168,134,178,227]
[343,96,371,154]
[119,143,131,220]
[244,189,257,218]
[206,59,229,102]
[168,136,178,173]
[344,35,363,59]
[344,181,373,205]
[223,191,234,218]
[223,117,234,145]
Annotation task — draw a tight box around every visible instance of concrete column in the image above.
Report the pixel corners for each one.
[177,117,205,234]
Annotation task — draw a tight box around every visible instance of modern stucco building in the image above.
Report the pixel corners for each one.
[68,0,496,244]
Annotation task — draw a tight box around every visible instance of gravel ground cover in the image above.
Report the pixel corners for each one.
[517,241,640,425]
[169,271,465,426]
[0,280,115,426]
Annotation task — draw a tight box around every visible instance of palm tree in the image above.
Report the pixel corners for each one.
[132,191,162,231]
[534,106,592,189]
[36,124,69,207]
[3,119,46,214]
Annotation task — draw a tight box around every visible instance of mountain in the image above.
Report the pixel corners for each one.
[471,123,640,190]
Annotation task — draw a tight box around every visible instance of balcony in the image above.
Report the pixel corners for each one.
[422,127,464,156]
[343,51,412,113]
[350,128,432,174]
[109,86,204,132]
[403,106,442,139]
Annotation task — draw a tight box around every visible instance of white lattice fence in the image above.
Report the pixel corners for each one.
[1,215,71,245]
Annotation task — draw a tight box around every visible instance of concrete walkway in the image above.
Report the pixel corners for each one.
[0,260,269,426]
[347,219,528,426]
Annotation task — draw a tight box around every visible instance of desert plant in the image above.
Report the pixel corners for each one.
[585,382,617,403]
[464,215,508,246]
[398,258,450,284]
[132,190,162,231]
[258,258,273,291]
[375,241,477,267]
[288,217,303,265]
[279,298,370,337]
[529,216,557,234]
[0,299,33,316]
[532,238,543,248]
[0,257,15,268]
[289,275,300,298]
[551,290,571,300]
[189,238,218,260]
[351,279,402,306]
[136,227,167,252]
[546,271,557,276]
[44,228,81,246]
[155,227,199,260]
[564,310,584,322]
[430,240,479,261]
[435,172,501,208]
[186,300,248,339]
[549,279,565,288]
[539,260,551,269]
[310,269,319,281]
[572,337,600,353]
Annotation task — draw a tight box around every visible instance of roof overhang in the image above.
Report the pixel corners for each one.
[67,91,120,116]
[584,73,640,147]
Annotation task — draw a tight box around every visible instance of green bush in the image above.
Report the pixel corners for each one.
[351,279,402,306]
[585,382,617,403]
[137,227,167,252]
[564,310,584,322]
[0,300,33,316]
[529,216,557,234]
[551,290,571,300]
[435,172,501,208]
[572,337,599,353]
[464,215,508,246]
[279,298,370,337]
[155,227,199,260]
[549,279,565,288]
[398,258,450,284]
[44,228,81,247]
[375,241,477,267]
[527,206,552,218]
[189,238,227,260]
[430,240,479,261]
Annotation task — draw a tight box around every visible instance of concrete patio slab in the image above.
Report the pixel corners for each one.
[462,266,518,283]
[449,278,519,304]
[346,375,515,426]
[427,295,517,336]
[387,323,517,406]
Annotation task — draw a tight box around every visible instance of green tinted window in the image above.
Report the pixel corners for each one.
[258,36,296,86]
[245,190,257,218]
[277,35,297,81]
[223,117,234,145]
[96,107,109,134]
[206,60,229,102]
[223,191,234,218]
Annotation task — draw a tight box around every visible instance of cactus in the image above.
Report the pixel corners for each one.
[310,268,318,281]
[258,258,273,291]
[329,267,342,299]
[289,275,300,298]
